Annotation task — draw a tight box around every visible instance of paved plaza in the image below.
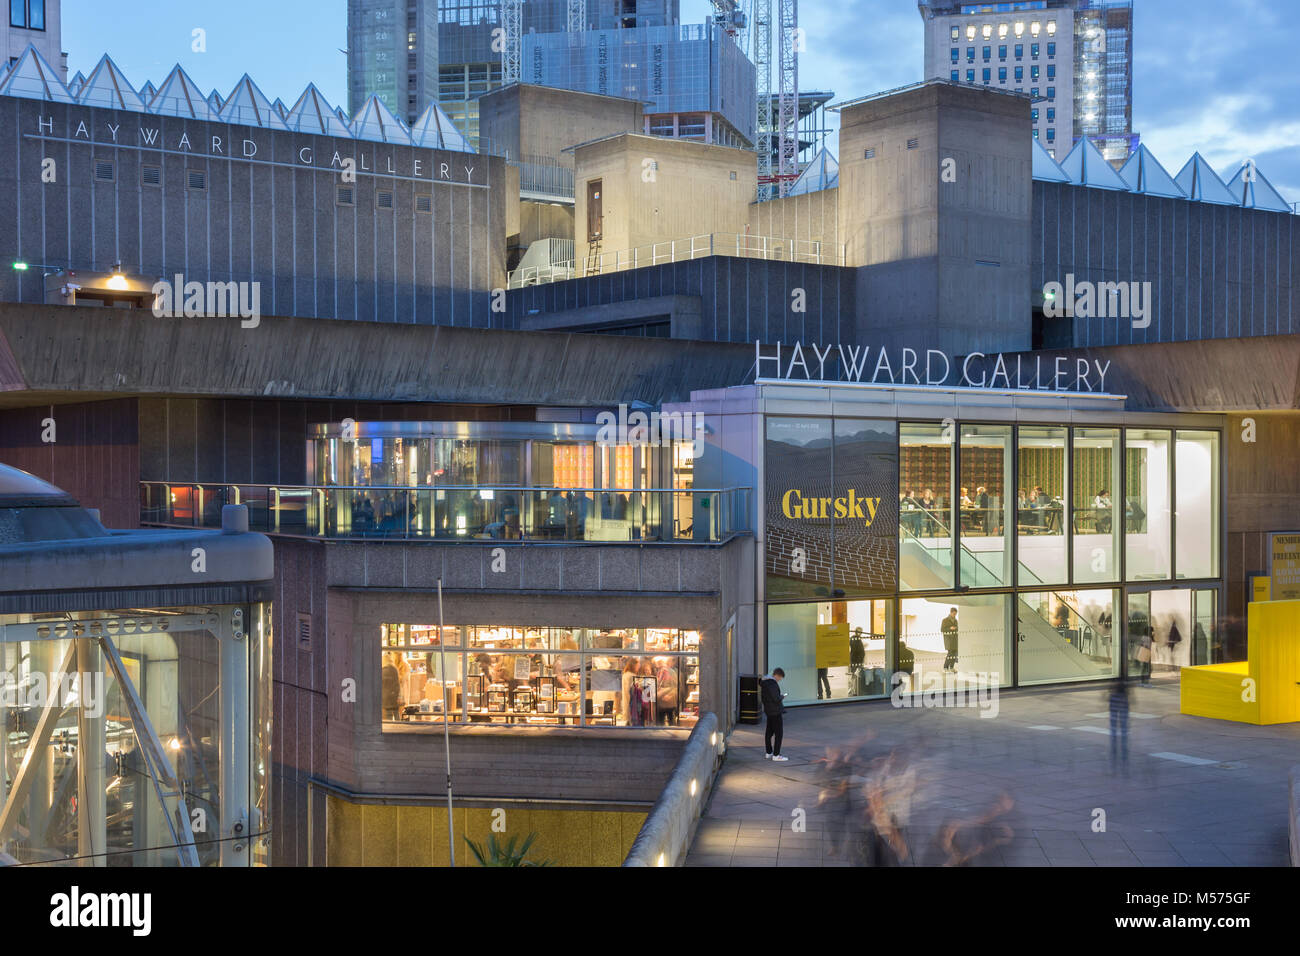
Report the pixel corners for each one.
[688,677,1299,866]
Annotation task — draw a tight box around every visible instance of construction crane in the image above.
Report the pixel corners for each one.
[501,0,522,85]
[776,0,798,194]
[567,0,586,33]
[734,0,798,200]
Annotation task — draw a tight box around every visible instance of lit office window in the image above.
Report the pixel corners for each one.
[966,24,976,39]
[1014,21,1025,36]
[1175,431,1220,580]
[1031,21,1041,36]
[950,25,960,40]
[1047,20,1057,35]
[998,23,1008,37]
[982,24,992,38]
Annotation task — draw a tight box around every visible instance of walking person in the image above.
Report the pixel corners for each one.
[760,668,788,762]
[1108,679,1131,774]
[941,607,960,674]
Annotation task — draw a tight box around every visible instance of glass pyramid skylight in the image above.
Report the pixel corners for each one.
[76,54,147,112]
[1117,144,1184,198]
[0,45,75,103]
[352,95,413,145]
[788,147,838,195]
[1174,153,1238,205]
[409,101,473,153]
[151,65,216,121]
[1223,163,1292,213]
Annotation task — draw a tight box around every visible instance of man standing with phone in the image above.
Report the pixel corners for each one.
[760,668,788,762]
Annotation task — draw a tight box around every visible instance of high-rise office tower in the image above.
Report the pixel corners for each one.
[348,0,439,124]
[917,0,1136,165]
[3,0,66,78]
[350,1,685,148]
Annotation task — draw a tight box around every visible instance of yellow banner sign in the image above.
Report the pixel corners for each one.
[815,622,851,669]
[1271,533,1300,601]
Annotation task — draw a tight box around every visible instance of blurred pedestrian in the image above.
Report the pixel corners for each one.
[1108,679,1131,773]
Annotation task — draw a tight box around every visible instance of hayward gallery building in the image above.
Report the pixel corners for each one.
[0,52,1294,864]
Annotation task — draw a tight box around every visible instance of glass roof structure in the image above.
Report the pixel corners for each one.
[788,148,838,196]
[0,44,474,153]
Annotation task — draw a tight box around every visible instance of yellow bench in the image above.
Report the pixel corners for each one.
[1180,600,1300,725]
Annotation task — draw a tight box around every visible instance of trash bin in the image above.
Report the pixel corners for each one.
[738,674,761,725]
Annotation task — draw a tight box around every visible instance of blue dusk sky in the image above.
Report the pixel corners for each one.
[61,0,1299,200]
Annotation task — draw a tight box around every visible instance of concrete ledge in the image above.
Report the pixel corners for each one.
[623,712,722,867]
[1291,766,1300,866]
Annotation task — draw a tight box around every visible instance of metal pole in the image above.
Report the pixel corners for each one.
[438,578,455,866]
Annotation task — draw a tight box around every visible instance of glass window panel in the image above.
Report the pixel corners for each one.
[1125,429,1171,581]
[959,423,1012,587]
[899,593,1009,689]
[766,599,896,703]
[1175,430,1219,579]
[1072,427,1120,584]
[765,417,835,600]
[1017,426,1067,586]
[832,418,898,597]
[899,422,954,590]
[1017,588,1118,684]
[1149,588,1192,673]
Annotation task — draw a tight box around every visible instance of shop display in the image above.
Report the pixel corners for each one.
[381,624,703,729]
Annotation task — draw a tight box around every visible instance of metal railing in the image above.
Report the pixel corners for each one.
[141,482,752,544]
[508,232,846,288]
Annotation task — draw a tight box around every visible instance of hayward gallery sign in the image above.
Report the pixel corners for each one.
[755,341,1114,393]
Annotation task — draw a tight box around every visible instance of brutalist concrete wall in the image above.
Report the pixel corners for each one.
[0,95,506,325]
[840,83,1032,356]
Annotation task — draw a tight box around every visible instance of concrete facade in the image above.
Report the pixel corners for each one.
[838,83,1033,356]
[0,96,507,325]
